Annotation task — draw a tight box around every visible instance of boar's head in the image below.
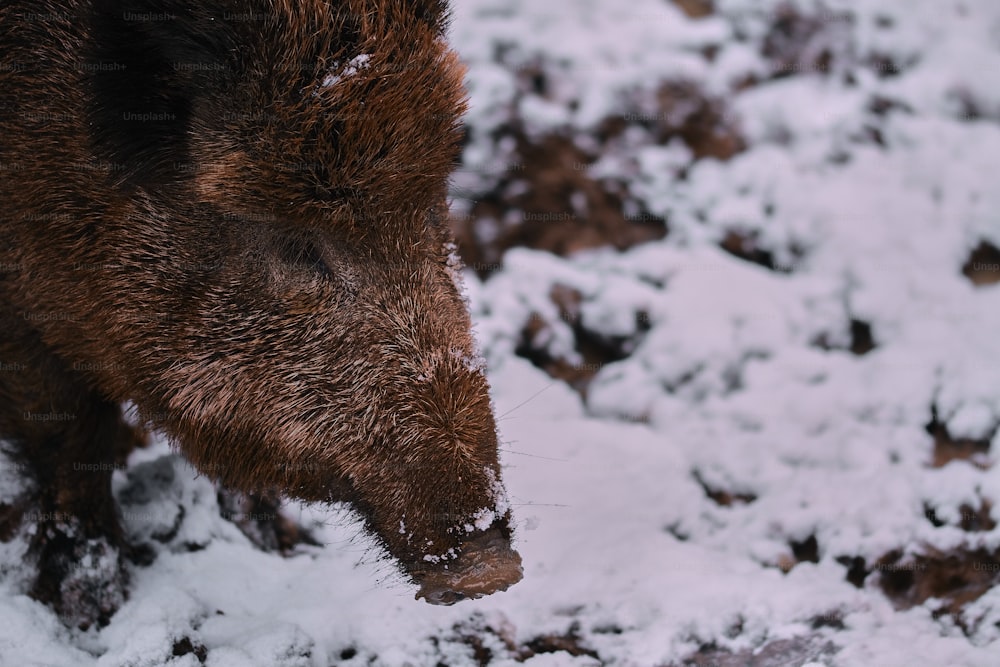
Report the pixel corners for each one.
[74,0,522,603]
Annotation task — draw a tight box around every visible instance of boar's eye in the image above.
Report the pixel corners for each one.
[276,236,333,280]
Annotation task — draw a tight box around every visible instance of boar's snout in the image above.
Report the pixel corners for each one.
[412,527,523,605]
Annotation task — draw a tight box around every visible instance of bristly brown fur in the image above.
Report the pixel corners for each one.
[0,0,514,626]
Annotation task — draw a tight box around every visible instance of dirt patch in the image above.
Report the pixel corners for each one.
[440,615,601,665]
[962,240,1000,287]
[846,319,877,355]
[453,132,667,278]
[515,284,650,398]
[672,0,714,19]
[756,4,917,85]
[811,318,877,357]
[776,535,820,574]
[598,82,745,160]
[760,4,853,80]
[172,637,208,664]
[524,632,601,660]
[925,501,997,533]
[453,77,744,277]
[836,555,871,588]
[674,634,838,667]
[836,545,1000,634]
[925,408,994,469]
[958,502,997,532]
[868,94,913,118]
[720,230,785,271]
[692,470,757,507]
[810,610,846,630]
[866,52,904,79]
[719,229,808,275]
[874,548,1000,629]
[654,81,745,160]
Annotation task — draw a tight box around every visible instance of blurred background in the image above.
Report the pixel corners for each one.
[434,0,1000,665]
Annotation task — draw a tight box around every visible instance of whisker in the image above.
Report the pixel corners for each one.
[499,447,567,462]
[497,381,557,420]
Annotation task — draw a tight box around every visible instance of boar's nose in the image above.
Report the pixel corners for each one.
[414,527,523,605]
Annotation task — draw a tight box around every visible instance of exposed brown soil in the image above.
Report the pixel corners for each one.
[672,0,714,19]
[868,95,913,117]
[656,82,745,160]
[172,637,208,664]
[926,501,999,533]
[925,408,994,469]
[833,545,1000,635]
[514,284,650,398]
[523,632,601,660]
[720,230,783,271]
[792,535,821,564]
[443,615,600,665]
[836,555,871,588]
[811,318,877,356]
[719,229,808,275]
[693,470,757,507]
[957,502,997,532]
[962,240,1000,286]
[758,4,914,86]
[452,132,667,278]
[846,320,877,355]
[674,635,838,667]
[777,534,820,574]
[595,82,745,161]
[760,4,851,80]
[843,405,999,629]
[874,548,1000,624]
[452,78,744,277]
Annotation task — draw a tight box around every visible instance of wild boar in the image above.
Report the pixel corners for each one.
[0,0,521,628]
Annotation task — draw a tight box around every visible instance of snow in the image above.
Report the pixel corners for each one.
[319,54,371,89]
[3,0,1000,664]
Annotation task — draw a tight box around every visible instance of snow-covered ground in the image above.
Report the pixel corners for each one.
[3,0,1000,664]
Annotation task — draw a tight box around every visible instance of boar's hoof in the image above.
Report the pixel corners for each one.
[413,527,523,605]
[31,528,127,630]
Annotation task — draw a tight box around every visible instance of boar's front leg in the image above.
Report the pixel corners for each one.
[0,309,143,629]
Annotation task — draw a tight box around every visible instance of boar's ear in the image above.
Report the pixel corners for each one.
[86,0,245,188]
